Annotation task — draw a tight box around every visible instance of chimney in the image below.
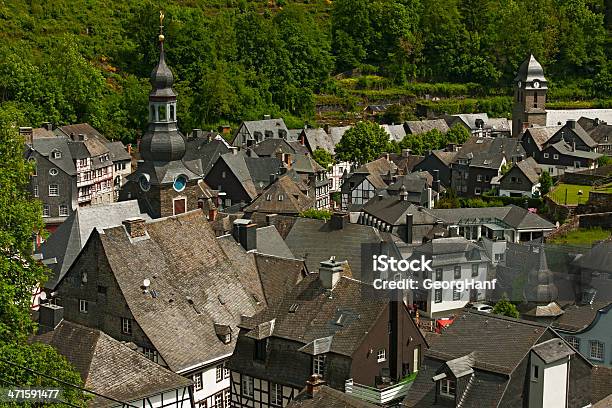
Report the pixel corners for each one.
[593,118,600,126]
[231,147,238,155]
[378,194,384,201]
[427,187,433,209]
[208,208,218,221]
[399,186,408,201]
[123,218,147,238]
[192,128,202,139]
[41,122,53,131]
[402,148,411,158]
[567,119,576,129]
[405,213,413,244]
[306,374,326,397]
[433,170,440,192]
[77,133,87,141]
[269,173,277,185]
[447,143,456,152]
[330,212,348,230]
[19,127,33,145]
[127,144,132,155]
[233,219,257,251]
[38,304,64,334]
[263,114,272,120]
[319,257,343,290]
[220,125,231,134]
[266,213,278,226]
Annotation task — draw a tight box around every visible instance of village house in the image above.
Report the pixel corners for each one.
[231,117,290,147]
[229,258,427,407]
[403,311,594,408]
[578,117,612,156]
[340,157,398,211]
[498,156,542,198]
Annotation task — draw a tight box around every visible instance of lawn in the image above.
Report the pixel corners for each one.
[548,227,612,245]
[549,183,593,205]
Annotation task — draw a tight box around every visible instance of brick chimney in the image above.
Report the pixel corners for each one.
[123,218,147,238]
[306,374,326,397]
[330,212,348,230]
[319,257,343,290]
[38,304,64,334]
[567,119,576,129]
[233,219,257,251]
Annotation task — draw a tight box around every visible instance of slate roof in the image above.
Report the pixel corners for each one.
[405,119,449,135]
[454,136,525,169]
[252,138,296,157]
[514,54,547,83]
[412,237,488,267]
[449,113,489,131]
[183,137,231,177]
[552,301,612,332]
[424,204,555,230]
[30,137,77,175]
[327,126,351,146]
[362,197,422,225]
[255,225,296,259]
[284,218,383,281]
[236,118,289,141]
[33,320,191,407]
[80,211,266,372]
[572,240,612,273]
[525,126,563,150]
[292,154,325,174]
[355,157,397,175]
[252,253,307,307]
[106,141,131,162]
[549,140,601,160]
[383,153,425,173]
[381,124,406,142]
[238,274,389,358]
[500,156,541,185]
[546,109,612,127]
[288,385,378,408]
[488,117,511,133]
[302,128,339,154]
[57,123,110,144]
[432,150,458,167]
[40,200,149,290]
[531,338,574,364]
[32,127,56,139]
[591,366,612,404]
[244,175,315,215]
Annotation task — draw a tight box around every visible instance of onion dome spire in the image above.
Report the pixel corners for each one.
[150,10,175,98]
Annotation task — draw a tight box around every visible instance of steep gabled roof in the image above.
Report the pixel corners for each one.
[288,385,378,408]
[302,128,338,154]
[500,156,541,185]
[424,205,555,230]
[57,123,110,144]
[34,321,191,407]
[183,137,231,177]
[524,126,563,150]
[405,119,449,135]
[30,137,77,175]
[244,175,315,215]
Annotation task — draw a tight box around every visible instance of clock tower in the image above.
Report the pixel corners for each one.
[120,13,204,218]
[512,54,548,137]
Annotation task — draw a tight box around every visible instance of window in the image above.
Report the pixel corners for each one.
[453,287,461,301]
[485,175,491,182]
[494,253,504,262]
[223,389,230,408]
[53,150,62,159]
[266,194,272,201]
[553,154,559,160]
[254,339,267,361]
[43,205,50,217]
[49,184,59,196]
[477,175,482,182]
[271,383,282,406]
[313,354,326,376]
[216,364,224,382]
[543,153,549,158]
[474,188,481,195]
[121,318,132,335]
[574,161,581,168]
[377,349,386,362]
[565,336,580,349]
[33,184,38,197]
[434,288,442,303]
[435,268,442,281]
[589,340,604,361]
[193,372,203,391]
[59,205,68,217]
[170,104,175,121]
[142,347,158,362]
[158,105,167,122]
[97,285,107,294]
[454,266,461,279]
[224,364,230,379]
[79,299,88,313]
[242,375,254,398]
[278,194,284,201]
[49,168,58,176]
[531,365,539,382]
[472,264,479,277]
[214,393,222,408]
[440,379,455,397]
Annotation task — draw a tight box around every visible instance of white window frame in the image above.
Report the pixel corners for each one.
[565,336,580,350]
[452,287,461,301]
[454,266,461,279]
[242,375,254,398]
[377,349,386,363]
[543,153,549,159]
[471,263,479,277]
[79,299,88,313]
[33,184,39,197]
[434,288,442,303]
[59,204,69,217]
[49,184,59,197]
[476,175,482,182]
[214,392,222,407]
[42,204,50,217]
[589,340,604,361]
[121,317,132,335]
[440,379,455,397]
[193,372,203,391]
[52,150,62,159]
[313,354,326,376]
[271,382,282,406]
[142,347,158,363]
[553,154,559,160]
[215,364,223,383]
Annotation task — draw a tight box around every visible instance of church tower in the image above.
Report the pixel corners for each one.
[512,55,548,137]
[120,12,202,218]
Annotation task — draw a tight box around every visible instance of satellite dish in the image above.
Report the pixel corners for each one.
[143,278,151,289]
[39,292,47,301]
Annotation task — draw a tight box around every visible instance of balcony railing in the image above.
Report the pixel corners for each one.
[345,373,417,405]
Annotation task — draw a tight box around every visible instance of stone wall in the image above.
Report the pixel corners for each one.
[578,212,612,229]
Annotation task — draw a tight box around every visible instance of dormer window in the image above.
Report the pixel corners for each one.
[440,379,455,397]
[52,150,62,159]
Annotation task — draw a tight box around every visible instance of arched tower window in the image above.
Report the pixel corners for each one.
[170,104,175,121]
[158,105,167,122]
[150,105,156,122]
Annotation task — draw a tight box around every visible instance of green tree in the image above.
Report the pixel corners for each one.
[492,297,520,318]
[435,189,461,209]
[0,113,87,405]
[445,123,471,145]
[299,208,333,221]
[597,155,612,167]
[312,148,334,169]
[539,170,553,196]
[335,121,394,164]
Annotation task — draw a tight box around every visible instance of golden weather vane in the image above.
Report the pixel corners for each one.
[159,10,165,41]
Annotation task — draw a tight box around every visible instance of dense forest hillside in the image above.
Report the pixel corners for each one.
[0,0,609,142]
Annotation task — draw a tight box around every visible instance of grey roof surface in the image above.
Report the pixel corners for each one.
[57,123,110,144]
[572,240,612,273]
[514,54,547,83]
[30,137,77,175]
[531,338,575,364]
[405,119,450,135]
[291,154,324,174]
[451,113,489,130]
[251,138,296,157]
[244,175,314,215]
[302,128,339,154]
[41,200,149,290]
[288,385,378,408]
[381,124,406,142]
[383,153,425,173]
[106,141,131,162]
[454,136,525,169]
[245,156,284,192]
[488,117,511,132]
[87,211,266,372]
[183,137,231,177]
[432,150,458,166]
[553,301,612,332]
[33,321,191,407]
[284,218,383,281]
[500,156,540,185]
[525,126,563,150]
[424,205,555,230]
[548,140,601,159]
[362,198,421,225]
[255,226,296,259]
[546,109,612,127]
[238,118,289,140]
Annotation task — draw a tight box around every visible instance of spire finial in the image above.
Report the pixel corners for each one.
[158,10,165,42]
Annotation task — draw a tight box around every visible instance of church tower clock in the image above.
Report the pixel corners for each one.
[119,12,203,218]
[512,54,548,137]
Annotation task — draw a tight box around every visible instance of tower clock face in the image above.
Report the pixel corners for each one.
[533,80,540,88]
[139,174,151,191]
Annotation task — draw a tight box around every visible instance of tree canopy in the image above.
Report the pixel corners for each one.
[335,121,395,164]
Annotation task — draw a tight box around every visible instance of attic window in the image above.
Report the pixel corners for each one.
[278,194,284,201]
[440,379,456,397]
[52,150,62,159]
[483,160,492,165]
[476,139,484,144]
[266,194,272,201]
[289,303,299,313]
